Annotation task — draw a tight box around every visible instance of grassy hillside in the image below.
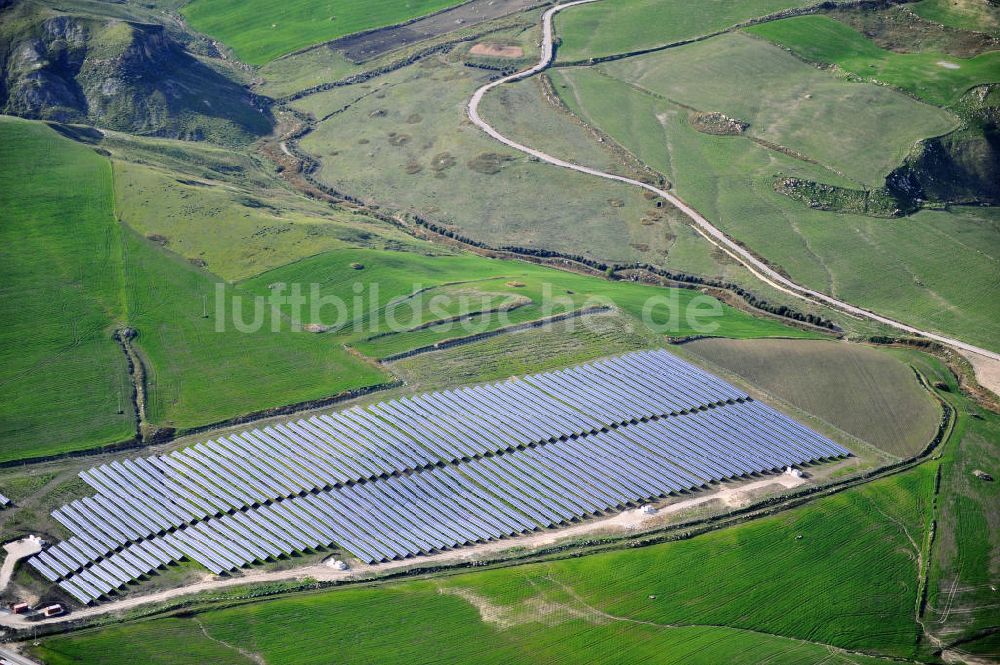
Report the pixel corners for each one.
[476,76,744,283]
[291,40,860,328]
[549,66,1000,352]
[553,0,815,62]
[0,117,134,462]
[684,338,941,457]
[119,227,389,431]
[907,350,1000,654]
[892,84,1000,206]
[0,4,271,145]
[298,57,667,268]
[182,0,464,65]
[0,116,826,460]
[31,460,935,663]
[112,157,432,282]
[240,247,821,357]
[389,310,663,389]
[745,15,1000,106]
[910,0,1000,35]
[0,118,389,453]
[598,33,957,187]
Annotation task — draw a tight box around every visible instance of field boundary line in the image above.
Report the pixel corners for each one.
[550,0,905,68]
[378,304,613,361]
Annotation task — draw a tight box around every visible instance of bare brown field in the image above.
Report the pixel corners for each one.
[329,0,539,62]
[470,42,525,58]
[684,338,941,458]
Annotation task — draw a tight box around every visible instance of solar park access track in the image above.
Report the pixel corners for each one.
[28,349,850,604]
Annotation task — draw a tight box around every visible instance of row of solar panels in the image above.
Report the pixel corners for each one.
[0,492,9,508]
[34,399,849,604]
[70,350,748,532]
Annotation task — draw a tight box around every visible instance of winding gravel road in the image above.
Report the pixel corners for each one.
[467,0,1000,363]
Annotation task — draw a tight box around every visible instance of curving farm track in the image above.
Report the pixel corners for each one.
[467,0,1000,367]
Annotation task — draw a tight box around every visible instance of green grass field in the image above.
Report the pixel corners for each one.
[111,158,429,282]
[553,0,815,62]
[746,15,1000,106]
[389,310,663,389]
[476,76,745,282]
[298,56,670,268]
[549,65,1000,352]
[598,33,958,187]
[684,338,941,457]
[31,458,935,663]
[255,47,364,99]
[240,247,820,355]
[0,117,135,462]
[910,0,1000,34]
[290,34,861,329]
[120,226,389,430]
[905,351,1000,652]
[182,0,464,65]
[0,118,389,449]
[0,116,827,460]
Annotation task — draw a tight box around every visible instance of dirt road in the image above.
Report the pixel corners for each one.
[0,537,43,596]
[466,0,1000,376]
[0,476,801,629]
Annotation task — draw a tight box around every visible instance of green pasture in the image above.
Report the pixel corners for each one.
[477,76,741,282]
[746,15,1000,106]
[553,0,815,62]
[112,159,427,282]
[910,0,1000,35]
[120,226,388,430]
[256,48,363,99]
[549,67,1000,352]
[598,33,958,187]
[240,247,820,357]
[299,57,672,268]
[0,118,389,453]
[0,116,829,460]
[389,310,663,389]
[182,0,464,65]
[908,351,1000,650]
[296,50,858,327]
[0,117,134,461]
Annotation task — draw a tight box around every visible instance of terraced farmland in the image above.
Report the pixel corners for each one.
[28,350,848,604]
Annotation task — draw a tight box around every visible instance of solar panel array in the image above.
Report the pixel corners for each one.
[28,349,850,604]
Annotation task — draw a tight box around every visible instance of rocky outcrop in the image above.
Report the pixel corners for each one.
[0,9,272,144]
[886,86,999,207]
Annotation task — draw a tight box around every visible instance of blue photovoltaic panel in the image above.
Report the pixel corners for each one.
[31,350,850,603]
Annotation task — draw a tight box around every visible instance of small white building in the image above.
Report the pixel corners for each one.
[785,466,804,478]
[639,504,657,515]
[327,559,349,571]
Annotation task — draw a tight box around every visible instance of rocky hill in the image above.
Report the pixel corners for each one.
[888,85,1000,206]
[0,3,272,145]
